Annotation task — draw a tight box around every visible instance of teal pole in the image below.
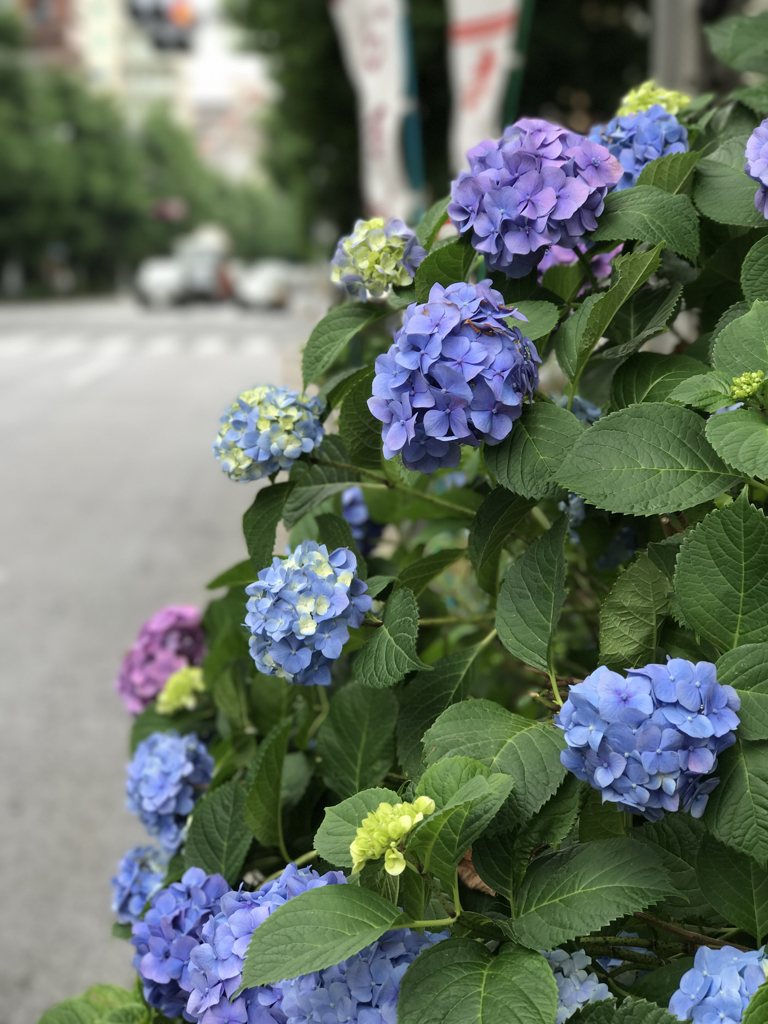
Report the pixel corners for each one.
[401,0,426,216]
[504,0,538,125]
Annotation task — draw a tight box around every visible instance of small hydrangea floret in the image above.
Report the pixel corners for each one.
[368,279,540,473]
[350,796,436,876]
[342,486,383,557]
[544,949,612,1023]
[331,216,427,299]
[745,120,768,217]
[589,104,689,191]
[617,80,690,116]
[126,731,214,852]
[157,666,205,715]
[213,385,324,481]
[669,944,767,1023]
[731,370,765,401]
[116,605,206,715]
[556,659,740,821]
[111,844,168,925]
[448,117,622,278]
[245,541,371,687]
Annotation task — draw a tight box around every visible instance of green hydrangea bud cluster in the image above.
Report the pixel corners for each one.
[156,666,205,715]
[331,217,421,298]
[350,796,436,876]
[731,370,765,401]
[617,79,690,116]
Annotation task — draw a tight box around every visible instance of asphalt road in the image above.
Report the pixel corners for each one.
[0,295,320,1022]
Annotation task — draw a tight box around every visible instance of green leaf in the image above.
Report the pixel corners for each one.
[707,737,768,864]
[321,365,373,410]
[599,554,670,669]
[243,482,293,571]
[629,961,695,1010]
[414,240,475,302]
[240,885,404,988]
[693,137,764,227]
[507,839,674,949]
[582,997,678,1024]
[397,940,559,1024]
[206,559,258,590]
[314,786,400,868]
[38,988,142,1024]
[633,815,713,920]
[302,304,388,387]
[338,368,381,471]
[468,488,535,594]
[591,187,699,260]
[579,790,630,842]
[600,284,683,362]
[394,548,464,596]
[315,512,365,576]
[610,353,708,409]
[705,12,768,73]
[718,643,768,740]
[543,261,585,303]
[511,300,560,341]
[668,371,733,413]
[636,151,700,195]
[184,779,252,884]
[741,234,768,304]
[423,700,566,824]
[706,409,768,479]
[712,299,768,377]
[363,574,396,598]
[674,496,768,652]
[243,716,293,845]
[484,405,584,499]
[249,672,293,738]
[416,196,450,250]
[697,831,768,942]
[733,82,768,116]
[744,980,768,1023]
[281,751,313,809]
[559,404,740,515]
[396,646,483,776]
[282,436,359,528]
[355,587,428,688]
[316,682,397,798]
[496,515,568,673]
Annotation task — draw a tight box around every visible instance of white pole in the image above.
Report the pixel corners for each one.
[649,0,703,96]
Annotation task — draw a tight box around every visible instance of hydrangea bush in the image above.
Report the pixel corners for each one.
[42,17,768,1024]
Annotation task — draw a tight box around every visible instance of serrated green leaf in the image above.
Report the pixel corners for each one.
[394,548,464,596]
[610,353,708,409]
[316,682,397,798]
[742,235,768,305]
[633,815,714,920]
[637,151,701,194]
[397,940,559,1024]
[414,240,475,302]
[628,961,695,1010]
[600,283,683,362]
[712,299,768,377]
[707,737,768,864]
[647,534,685,581]
[302,304,388,387]
[468,488,535,594]
[599,553,670,669]
[240,885,404,988]
[506,839,674,949]
[705,409,768,479]
[243,716,292,845]
[281,751,313,809]
[484,405,584,499]
[543,261,585,303]
[416,195,450,250]
[743,980,768,1022]
[206,559,258,590]
[693,137,764,227]
[718,643,768,741]
[705,12,768,73]
[579,790,630,842]
[733,82,768,116]
[314,786,400,868]
[674,496,768,652]
[338,368,381,471]
[185,779,252,884]
[243,482,293,571]
[592,187,699,260]
[321,365,372,410]
[668,371,733,413]
[416,755,492,806]
[496,515,567,672]
[282,436,359,528]
[559,404,740,515]
[315,512,366,576]
[511,300,560,341]
[697,831,768,942]
[355,587,428,688]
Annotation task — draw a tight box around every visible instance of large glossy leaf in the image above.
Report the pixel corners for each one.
[706,737,768,865]
[599,554,669,669]
[314,786,400,868]
[741,234,768,304]
[338,368,381,471]
[243,482,293,571]
[693,136,764,227]
[467,488,534,594]
[705,409,768,480]
[591,187,699,260]
[633,815,713,920]
[610,353,708,409]
[484,405,584,499]
[302,304,387,386]
[636,151,700,194]
[414,240,475,301]
[705,12,768,73]
[355,587,428,688]
[717,643,768,741]
[316,683,397,798]
[394,548,465,596]
[243,716,293,845]
[712,299,768,377]
[185,779,252,884]
[697,832,768,942]
[416,195,450,250]
[282,436,360,528]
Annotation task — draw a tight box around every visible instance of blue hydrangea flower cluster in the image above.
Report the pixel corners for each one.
[447,118,622,278]
[111,844,168,925]
[341,486,383,557]
[132,867,229,1021]
[185,863,347,1024]
[279,928,448,1024]
[745,119,768,218]
[556,659,741,821]
[543,949,612,1023]
[126,731,214,852]
[331,217,427,299]
[669,945,767,1023]
[589,105,689,192]
[367,280,539,473]
[245,541,372,687]
[213,386,324,481]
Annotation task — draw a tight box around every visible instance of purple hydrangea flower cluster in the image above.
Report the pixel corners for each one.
[556,659,740,821]
[745,119,768,218]
[245,541,372,687]
[538,242,623,281]
[116,605,206,715]
[543,949,612,1023]
[589,105,688,192]
[185,863,347,1024]
[111,844,168,925]
[132,867,229,1021]
[341,486,383,557]
[367,280,539,473]
[447,118,622,278]
[669,945,767,1023]
[279,928,448,1024]
[126,731,214,852]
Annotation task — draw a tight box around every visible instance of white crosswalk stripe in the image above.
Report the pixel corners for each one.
[145,334,182,356]
[67,335,131,387]
[192,334,227,356]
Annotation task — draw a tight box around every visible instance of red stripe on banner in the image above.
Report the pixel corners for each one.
[448,11,519,42]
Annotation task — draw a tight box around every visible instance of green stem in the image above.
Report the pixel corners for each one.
[276,813,291,866]
[575,246,599,291]
[305,686,330,743]
[633,911,752,952]
[477,628,498,650]
[313,458,473,518]
[530,506,551,531]
[547,647,563,706]
[418,615,494,627]
[452,872,463,917]
[401,916,456,930]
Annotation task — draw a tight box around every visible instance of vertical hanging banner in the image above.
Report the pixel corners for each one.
[446,0,522,176]
[328,0,421,221]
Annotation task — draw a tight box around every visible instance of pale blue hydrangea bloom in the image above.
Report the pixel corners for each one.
[331,216,427,299]
[669,944,767,1022]
[543,948,612,1023]
[111,844,168,924]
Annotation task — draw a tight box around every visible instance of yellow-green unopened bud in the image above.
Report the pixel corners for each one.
[617,80,690,117]
[350,796,436,875]
[156,666,205,715]
[731,370,765,401]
